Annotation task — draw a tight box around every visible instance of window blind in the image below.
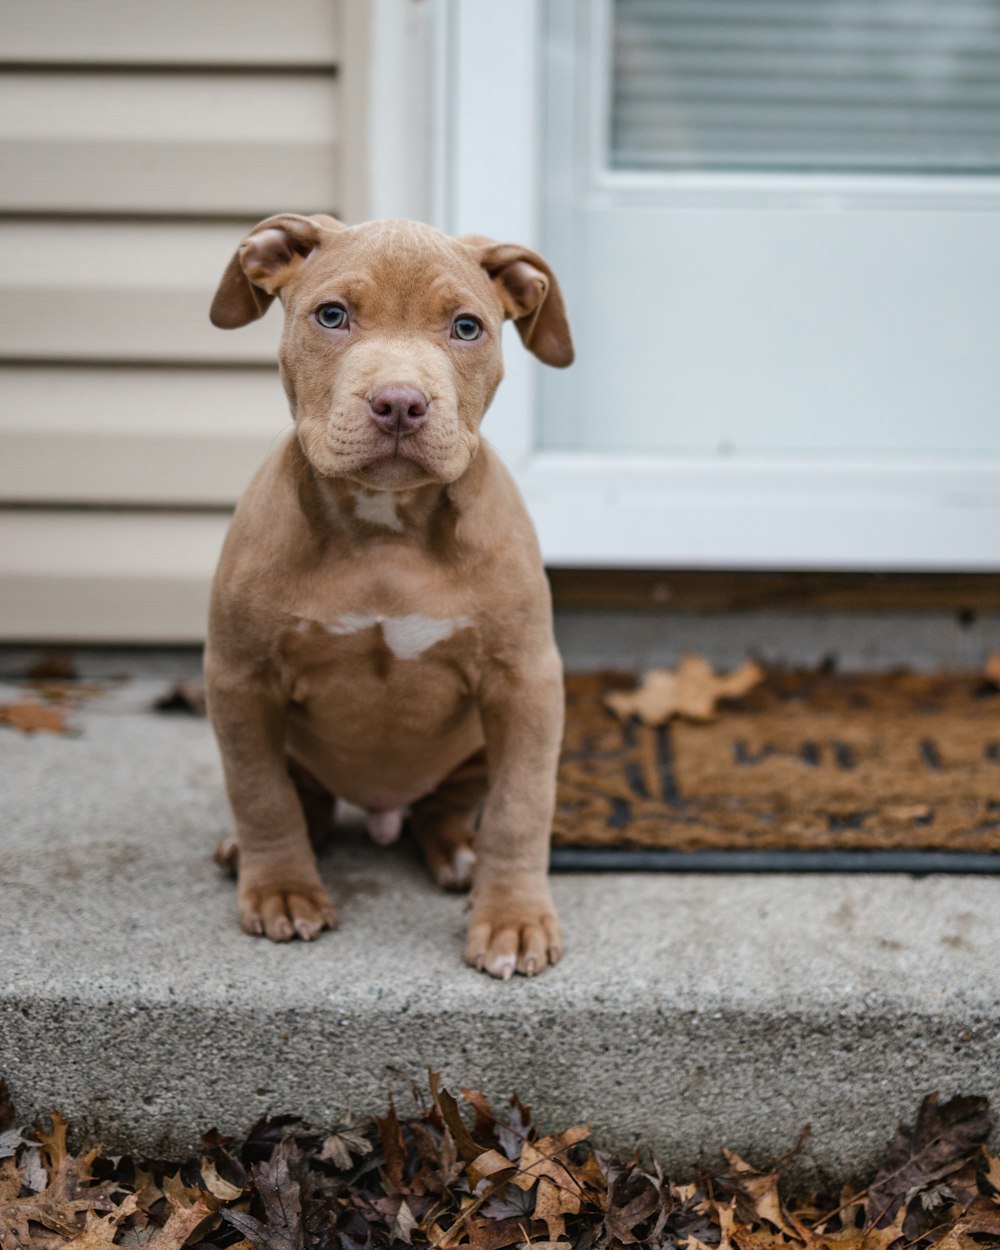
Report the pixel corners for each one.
[610,0,1000,174]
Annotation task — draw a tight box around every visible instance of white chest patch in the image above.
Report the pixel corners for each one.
[352,488,404,533]
[324,613,472,660]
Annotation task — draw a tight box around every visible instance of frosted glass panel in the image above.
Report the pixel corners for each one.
[611,0,1000,174]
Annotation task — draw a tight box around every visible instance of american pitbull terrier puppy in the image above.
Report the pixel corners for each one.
[206,214,573,978]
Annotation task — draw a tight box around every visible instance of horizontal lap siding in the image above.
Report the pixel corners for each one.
[0,0,348,641]
[0,512,229,643]
[0,72,340,216]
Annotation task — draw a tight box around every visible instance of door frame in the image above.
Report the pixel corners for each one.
[366,0,1000,570]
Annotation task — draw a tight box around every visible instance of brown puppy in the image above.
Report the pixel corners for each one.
[205,214,573,979]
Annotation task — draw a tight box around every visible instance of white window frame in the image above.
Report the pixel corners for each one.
[367,0,1000,571]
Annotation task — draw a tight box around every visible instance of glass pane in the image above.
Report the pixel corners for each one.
[611,0,1000,174]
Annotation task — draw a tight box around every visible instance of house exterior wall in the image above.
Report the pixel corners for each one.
[0,0,367,641]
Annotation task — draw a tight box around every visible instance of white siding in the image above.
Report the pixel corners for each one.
[0,72,341,216]
[3,0,339,66]
[0,0,356,642]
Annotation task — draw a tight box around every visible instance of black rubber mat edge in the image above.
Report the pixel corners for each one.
[550,847,1000,874]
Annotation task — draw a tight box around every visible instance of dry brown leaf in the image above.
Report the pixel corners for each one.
[26,652,79,682]
[883,803,932,822]
[375,1096,406,1190]
[721,1148,801,1240]
[61,1194,139,1247]
[0,700,71,735]
[982,1147,1000,1196]
[153,678,207,717]
[149,1195,217,1247]
[199,1155,244,1202]
[604,655,765,725]
[318,1126,372,1171]
[468,1148,517,1190]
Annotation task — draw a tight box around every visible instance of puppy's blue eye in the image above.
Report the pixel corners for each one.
[451,315,482,342]
[316,302,348,329]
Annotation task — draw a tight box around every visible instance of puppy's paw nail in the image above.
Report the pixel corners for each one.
[488,954,516,981]
[475,953,485,972]
[293,919,318,941]
[525,958,537,977]
[547,944,561,965]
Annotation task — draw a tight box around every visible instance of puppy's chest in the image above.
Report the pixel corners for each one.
[279,601,482,700]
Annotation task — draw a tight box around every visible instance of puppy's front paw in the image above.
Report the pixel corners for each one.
[239,880,337,942]
[464,896,562,979]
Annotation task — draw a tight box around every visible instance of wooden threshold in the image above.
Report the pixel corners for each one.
[546,569,1000,614]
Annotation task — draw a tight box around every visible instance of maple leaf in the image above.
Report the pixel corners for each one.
[318,1125,373,1171]
[604,655,765,725]
[223,1137,304,1250]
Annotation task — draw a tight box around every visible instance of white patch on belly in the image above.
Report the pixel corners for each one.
[353,488,404,533]
[323,613,472,660]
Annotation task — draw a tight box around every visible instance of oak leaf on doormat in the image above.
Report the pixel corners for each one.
[604,654,765,725]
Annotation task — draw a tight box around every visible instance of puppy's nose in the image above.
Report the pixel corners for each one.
[368,385,429,436]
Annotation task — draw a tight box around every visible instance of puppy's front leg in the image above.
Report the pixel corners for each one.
[466,653,564,979]
[207,667,337,942]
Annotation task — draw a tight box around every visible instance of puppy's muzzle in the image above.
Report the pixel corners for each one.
[368,385,429,438]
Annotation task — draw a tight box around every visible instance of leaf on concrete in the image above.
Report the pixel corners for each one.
[26,653,80,682]
[153,678,207,717]
[0,700,72,735]
[604,655,765,725]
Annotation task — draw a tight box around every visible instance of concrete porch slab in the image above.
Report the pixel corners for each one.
[1,657,999,1187]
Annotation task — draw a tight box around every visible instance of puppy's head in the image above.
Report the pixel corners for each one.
[210,215,573,490]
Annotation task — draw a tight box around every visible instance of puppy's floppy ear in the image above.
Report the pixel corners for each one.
[472,240,574,368]
[210,213,344,329]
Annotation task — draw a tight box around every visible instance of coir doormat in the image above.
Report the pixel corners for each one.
[552,668,1000,871]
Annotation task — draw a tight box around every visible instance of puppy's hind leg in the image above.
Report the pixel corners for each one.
[410,749,487,891]
[214,758,336,875]
[288,758,337,855]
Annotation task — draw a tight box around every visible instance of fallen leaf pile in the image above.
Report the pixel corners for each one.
[2,1078,998,1250]
[604,656,766,726]
[0,653,109,738]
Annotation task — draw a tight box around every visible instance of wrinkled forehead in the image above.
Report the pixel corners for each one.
[293,219,498,320]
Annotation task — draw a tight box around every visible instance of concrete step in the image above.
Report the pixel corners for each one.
[1,650,998,1188]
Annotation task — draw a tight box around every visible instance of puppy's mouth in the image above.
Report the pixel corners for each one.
[354,453,437,490]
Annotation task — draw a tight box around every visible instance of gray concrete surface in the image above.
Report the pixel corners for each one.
[2,658,999,1188]
[555,608,1000,673]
